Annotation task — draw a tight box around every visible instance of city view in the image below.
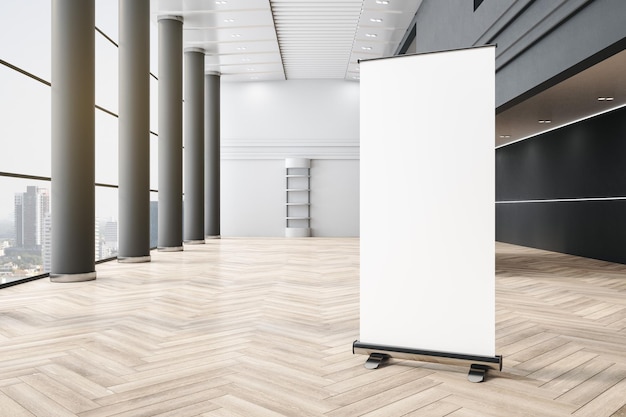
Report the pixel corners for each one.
[0,185,120,285]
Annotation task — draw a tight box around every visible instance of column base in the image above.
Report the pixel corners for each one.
[205,235,221,239]
[158,246,184,252]
[184,239,205,245]
[118,255,152,263]
[285,228,311,237]
[50,271,97,283]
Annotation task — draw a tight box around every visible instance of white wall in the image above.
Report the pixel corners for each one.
[310,159,359,237]
[220,79,360,237]
[220,159,284,237]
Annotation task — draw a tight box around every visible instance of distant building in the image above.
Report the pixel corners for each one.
[14,186,49,249]
[42,213,52,272]
[103,221,118,246]
[0,262,16,276]
[150,201,158,249]
[100,219,118,259]
[0,240,9,257]
[14,194,23,247]
[95,220,101,261]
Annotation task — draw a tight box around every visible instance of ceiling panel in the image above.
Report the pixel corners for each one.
[151,0,424,82]
[182,10,272,28]
[270,0,363,80]
[151,0,286,81]
[211,51,283,65]
[183,27,277,43]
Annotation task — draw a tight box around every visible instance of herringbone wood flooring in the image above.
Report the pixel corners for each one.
[0,238,625,416]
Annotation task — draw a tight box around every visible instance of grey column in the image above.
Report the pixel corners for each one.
[205,73,221,239]
[50,0,96,282]
[183,48,205,244]
[158,16,184,251]
[118,0,151,263]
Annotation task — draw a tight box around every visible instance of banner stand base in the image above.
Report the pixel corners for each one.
[468,364,490,383]
[353,341,502,383]
[364,352,389,369]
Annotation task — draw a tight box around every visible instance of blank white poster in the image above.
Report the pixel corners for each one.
[360,46,495,357]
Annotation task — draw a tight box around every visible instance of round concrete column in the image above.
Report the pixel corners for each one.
[183,48,206,244]
[50,0,96,282]
[204,73,221,239]
[157,16,184,251]
[118,0,151,263]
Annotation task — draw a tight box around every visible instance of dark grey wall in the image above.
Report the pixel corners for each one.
[404,0,626,263]
[411,0,626,109]
[496,106,626,264]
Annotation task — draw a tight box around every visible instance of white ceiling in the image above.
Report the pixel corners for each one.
[150,0,624,148]
[150,0,421,82]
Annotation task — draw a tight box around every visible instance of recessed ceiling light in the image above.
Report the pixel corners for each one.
[215,0,227,4]
[224,19,235,23]
[598,96,614,101]
[376,0,390,4]
[365,33,378,38]
[361,46,372,50]
[236,47,247,50]
[538,120,552,124]
[231,34,241,38]
[370,18,383,23]
[499,135,511,138]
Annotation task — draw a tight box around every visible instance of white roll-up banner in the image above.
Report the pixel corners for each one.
[360,45,495,357]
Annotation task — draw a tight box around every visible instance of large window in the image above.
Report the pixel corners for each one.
[0,0,51,81]
[95,32,120,114]
[0,65,51,178]
[0,2,159,286]
[96,186,119,261]
[96,0,119,45]
[95,110,120,186]
[0,2,53,286]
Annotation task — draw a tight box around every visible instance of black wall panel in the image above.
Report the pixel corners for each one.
[496,200,626,264]
[496,106,626,264]
[497,106,626,201]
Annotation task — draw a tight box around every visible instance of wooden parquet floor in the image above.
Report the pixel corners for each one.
[1,238,625,416]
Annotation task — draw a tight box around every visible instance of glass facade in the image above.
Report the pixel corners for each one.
[0,0,52,81]
[95,32,120,114]
[95,186,119,261]
[95,110,119,186]
[0,64,51,178]
[0,2,159,285]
